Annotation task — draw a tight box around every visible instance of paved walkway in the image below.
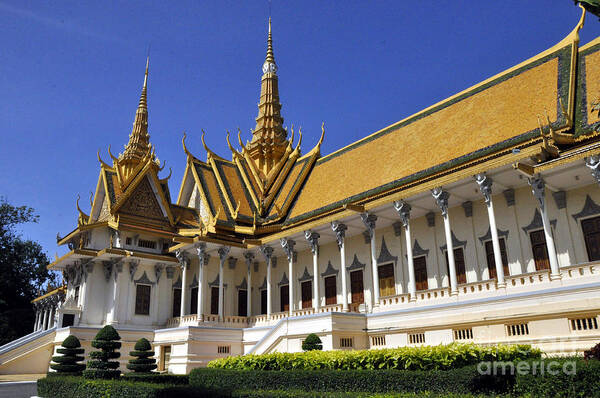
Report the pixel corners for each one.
[0,381,37,398]
[0,374,44,382]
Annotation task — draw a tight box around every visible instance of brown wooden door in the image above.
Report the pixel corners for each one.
[172,288,181,317]
[414,256,428,291]
[445,248,466,284]
[378,263,395,297]
[324,276,337,305]
[301,281,312,308]
[582,216,600,261]
[190,287,198,315]
[280,285,289,312]
[210,287,219,315]
[530,230,550,271]
[485,238,510,279]
[350,271,364,304]
[238,289,247,316]
[260,289,267,314]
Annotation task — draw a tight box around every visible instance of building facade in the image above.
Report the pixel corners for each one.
[2,10,600,375]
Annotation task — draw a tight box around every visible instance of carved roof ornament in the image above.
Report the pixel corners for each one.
[304,230,320,255]
[331,221,347,249]
[347,254,366,271]
[208,274,227,288]
[320,260,339,277]
[280,238,296,262]
[440,230,468,252]
[432,187,450,217]
[237,277,248,290]
[298,267,312,282]
[393,200,411,227]
[522,209,557,233]
[175,249,189,269]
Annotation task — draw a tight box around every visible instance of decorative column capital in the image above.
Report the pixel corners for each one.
[475,173,493,205]
[194,242,207,267]
[304,230,320,255]
[360,213,377,238]
[586,155,600,184]
[218,246,231,263]
[260,245,274,261]
[331,221,347,249]
[393,200,411,227]
[528,175,546,211]
[175,249,189,269]
[280,238,296,262]
[128,260,139,281]
[244,252,255,270]
[102,261,113,283]
[432,187,450,217]
[154,263,165,284]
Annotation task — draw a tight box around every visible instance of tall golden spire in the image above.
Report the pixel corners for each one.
[120,57,152,163]
[246,17,289,176]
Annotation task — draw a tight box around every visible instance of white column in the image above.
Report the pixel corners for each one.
[394,200,416,300]
[529,176,561,278]
[217,246,230,321]
[433,188,458,294]
[153,263,164,324]
[244,252,254,317]
[79,260,94,324]
[33,310,40,331]
[195,243,207,322]
[304,231,320,310]
[281,238,296,316]
[107,261,122,324]
[260,246,274,317]
[361,213,379,306]
[476,174,506,287]
[332,222,349,311]
[176,250,188,319]
[42,308,49,330]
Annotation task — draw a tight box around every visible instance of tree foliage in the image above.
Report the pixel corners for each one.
[50,335,85,375]
[0,197,56,345]
[83,325,122,379]
[126,337,157,373]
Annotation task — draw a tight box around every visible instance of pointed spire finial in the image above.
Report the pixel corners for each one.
[262,17,277,74]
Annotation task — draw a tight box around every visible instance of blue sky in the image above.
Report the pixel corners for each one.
[1,1,598,259]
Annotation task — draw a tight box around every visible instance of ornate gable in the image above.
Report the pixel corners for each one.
[119,176,164,220]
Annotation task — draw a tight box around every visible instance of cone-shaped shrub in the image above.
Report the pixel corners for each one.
[126,337,157,373]
[83,325,121,379]
[302,333,323,351]
[49,335,85,375]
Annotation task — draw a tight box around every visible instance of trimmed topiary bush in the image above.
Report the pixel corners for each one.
[83,325,122,379]
[49,335,85,375]
[301,333,322,351]
[126,338,157,373]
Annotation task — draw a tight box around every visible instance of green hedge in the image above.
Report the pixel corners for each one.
[513,358,600,397]
[121,373,189,385]
[37,375,221,398]
[189,367,511,394]
[208,343,540,371]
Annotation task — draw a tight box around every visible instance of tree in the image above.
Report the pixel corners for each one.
[83,325,121,379]
[49,335,85,375]
[126,338,157,373]
[302,333,323,351]
[0,197,57,345]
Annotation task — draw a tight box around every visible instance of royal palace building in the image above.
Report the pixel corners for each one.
[3,9,600,375]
